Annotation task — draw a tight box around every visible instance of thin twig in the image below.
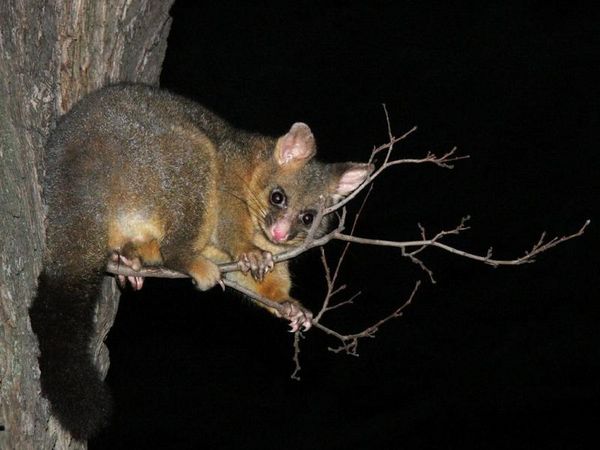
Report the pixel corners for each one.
[290,331,303,381]
[324,281,420,356]
[314,185,373,322]
[334,218,590,267]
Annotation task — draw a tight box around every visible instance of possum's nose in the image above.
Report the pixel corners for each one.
[270,219,291,243]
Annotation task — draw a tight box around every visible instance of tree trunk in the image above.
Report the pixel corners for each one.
[0,1,174,447]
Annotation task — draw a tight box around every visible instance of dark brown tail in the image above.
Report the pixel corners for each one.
[29,268,112,440]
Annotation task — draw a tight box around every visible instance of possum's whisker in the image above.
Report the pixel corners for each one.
[219,187,266,219]
[231,172,268,216]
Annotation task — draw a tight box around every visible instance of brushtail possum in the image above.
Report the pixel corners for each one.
[29,84,372,440]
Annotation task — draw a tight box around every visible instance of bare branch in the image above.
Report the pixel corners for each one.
[334,218,591,268]
[219,278,287,315]
[323,281,420,356]
[290,331,304,381]
[106,263,187,279]
[369,125,418,163]
[325,134,466,215]
[314,185,373,322]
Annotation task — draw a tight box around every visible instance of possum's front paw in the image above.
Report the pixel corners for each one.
[238,250,274,281]
[187,256,222,291]
[277,300,313,332]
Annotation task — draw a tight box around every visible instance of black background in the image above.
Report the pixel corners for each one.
[91,2,598,449]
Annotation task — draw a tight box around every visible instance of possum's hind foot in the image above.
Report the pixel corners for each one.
[111,253,144,290]
[278,299,313,332]
[111,239,163,290]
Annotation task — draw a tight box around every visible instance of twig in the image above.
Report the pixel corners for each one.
[323,281,419,355]
[290,331,303,381]
[314,185,373,322]
[334,218,590,268]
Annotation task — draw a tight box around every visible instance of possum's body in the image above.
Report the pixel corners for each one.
[30,84,371,439]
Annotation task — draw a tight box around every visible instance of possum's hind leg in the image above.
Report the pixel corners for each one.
[111,239,163,290]
[108,211,165,290]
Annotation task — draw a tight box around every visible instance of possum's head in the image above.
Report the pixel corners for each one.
[250,122,372,247]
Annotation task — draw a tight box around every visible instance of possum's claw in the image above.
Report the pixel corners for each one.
[128,276,144,290]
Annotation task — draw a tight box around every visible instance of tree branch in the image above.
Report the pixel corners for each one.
[106,218,590,284]
[334,218,591,267]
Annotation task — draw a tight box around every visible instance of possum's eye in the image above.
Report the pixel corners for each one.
[270,188,286,207]
[300,211,315,226]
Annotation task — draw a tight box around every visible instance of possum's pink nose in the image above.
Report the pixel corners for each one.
[270,223,289,242]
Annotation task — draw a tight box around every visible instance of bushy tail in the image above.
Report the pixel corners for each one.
[29,268,113,440]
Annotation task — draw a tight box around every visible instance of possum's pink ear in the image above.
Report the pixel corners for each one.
[275,122,316,167]
[330,163,374,202]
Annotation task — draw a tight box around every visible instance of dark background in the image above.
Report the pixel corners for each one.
[92,1,598,449]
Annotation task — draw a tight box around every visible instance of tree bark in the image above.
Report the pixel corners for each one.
[0,1,174,447]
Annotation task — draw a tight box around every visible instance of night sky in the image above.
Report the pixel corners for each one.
[91,2,598,449]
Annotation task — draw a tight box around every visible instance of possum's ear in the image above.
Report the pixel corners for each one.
[329,163,374,202]
[274,122,316,167]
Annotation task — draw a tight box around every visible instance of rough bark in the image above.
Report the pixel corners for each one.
[0,1,174,448]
